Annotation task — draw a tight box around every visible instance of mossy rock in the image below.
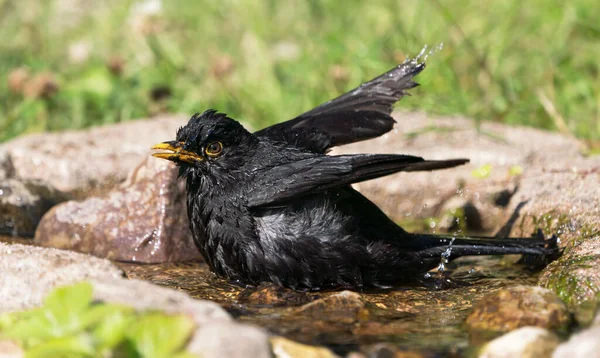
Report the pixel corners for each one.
[539,237,600,311]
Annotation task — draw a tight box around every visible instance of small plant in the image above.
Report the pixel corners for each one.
[0,282,196,358]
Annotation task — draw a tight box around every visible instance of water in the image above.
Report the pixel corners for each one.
[118,255,537,355]
[2,235,539,355]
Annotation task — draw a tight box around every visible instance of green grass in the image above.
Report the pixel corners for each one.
[1,0,599,143]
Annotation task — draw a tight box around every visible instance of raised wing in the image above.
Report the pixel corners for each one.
[255,60,425,153]
[247,154,468,208]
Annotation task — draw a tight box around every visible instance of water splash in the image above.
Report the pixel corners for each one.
[412,43,444,63]
[436,237,456,275]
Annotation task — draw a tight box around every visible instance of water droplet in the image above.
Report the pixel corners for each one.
[437,262,445,274]
[429,221,436,229]
[468,268,476,274]
[415,45,428,61]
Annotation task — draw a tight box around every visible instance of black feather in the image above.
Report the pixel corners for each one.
[255,60,425,152]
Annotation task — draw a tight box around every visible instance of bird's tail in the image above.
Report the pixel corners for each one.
[409,229,561,261]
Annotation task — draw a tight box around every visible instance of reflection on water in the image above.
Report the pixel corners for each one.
[118,254,536,355]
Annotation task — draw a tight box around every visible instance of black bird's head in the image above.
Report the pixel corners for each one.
[151,110,258,180]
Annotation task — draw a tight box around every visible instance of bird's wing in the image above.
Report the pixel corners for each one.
[247,154,468,208]
[254,60,425,153]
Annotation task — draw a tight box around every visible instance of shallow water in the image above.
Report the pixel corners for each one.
[118,254,537,356]
[1,235,539,355]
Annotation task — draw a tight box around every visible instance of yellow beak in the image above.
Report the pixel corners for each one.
[151,141,203,164]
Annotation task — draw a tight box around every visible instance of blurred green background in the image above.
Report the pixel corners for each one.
[1,0,599,145]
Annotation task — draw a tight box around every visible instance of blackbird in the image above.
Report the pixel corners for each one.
[152,58,559,290]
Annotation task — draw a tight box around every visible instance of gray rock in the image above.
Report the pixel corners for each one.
[479,327,560,358]
[330,112,584,223]
[0,179,67,237]
[188,321,271,358]
[91,278,231,325]
[0,242,278,358]
[34,156,201,263]
[553,325,600,358]
[0,242,123,313]
[0,242,226,322]
[0,115,188,195]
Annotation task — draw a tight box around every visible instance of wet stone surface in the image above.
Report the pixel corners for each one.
[465,285,571,338]
[118,255,543,356]
[34,156,201,263]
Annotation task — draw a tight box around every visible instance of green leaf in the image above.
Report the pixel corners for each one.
[80,303,134,330]
[126,312,195,358]
[43,282,94,336]
[25,334,95,358]
[90,305,135,351]
[1,309,57,347]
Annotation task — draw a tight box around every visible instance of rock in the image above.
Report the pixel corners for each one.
[0,115,188,195]
[553,325,600,358]
[503,146,600,313]
[330,112,583,223]
[187,321,271,358]
[34,156,201,263]
[0,179,68,237]
[539,237,600,311]
[479,327,560,358]
[0,242,123,313]
[0,241,279,358]
[270,336,339,358]
[0,243,224,321]
[295,291,368,324]
[91,278,231,325]
[465,285,571,336]
[0,340,24,358]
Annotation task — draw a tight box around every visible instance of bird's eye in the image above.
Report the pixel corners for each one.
[205,141,223,157]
